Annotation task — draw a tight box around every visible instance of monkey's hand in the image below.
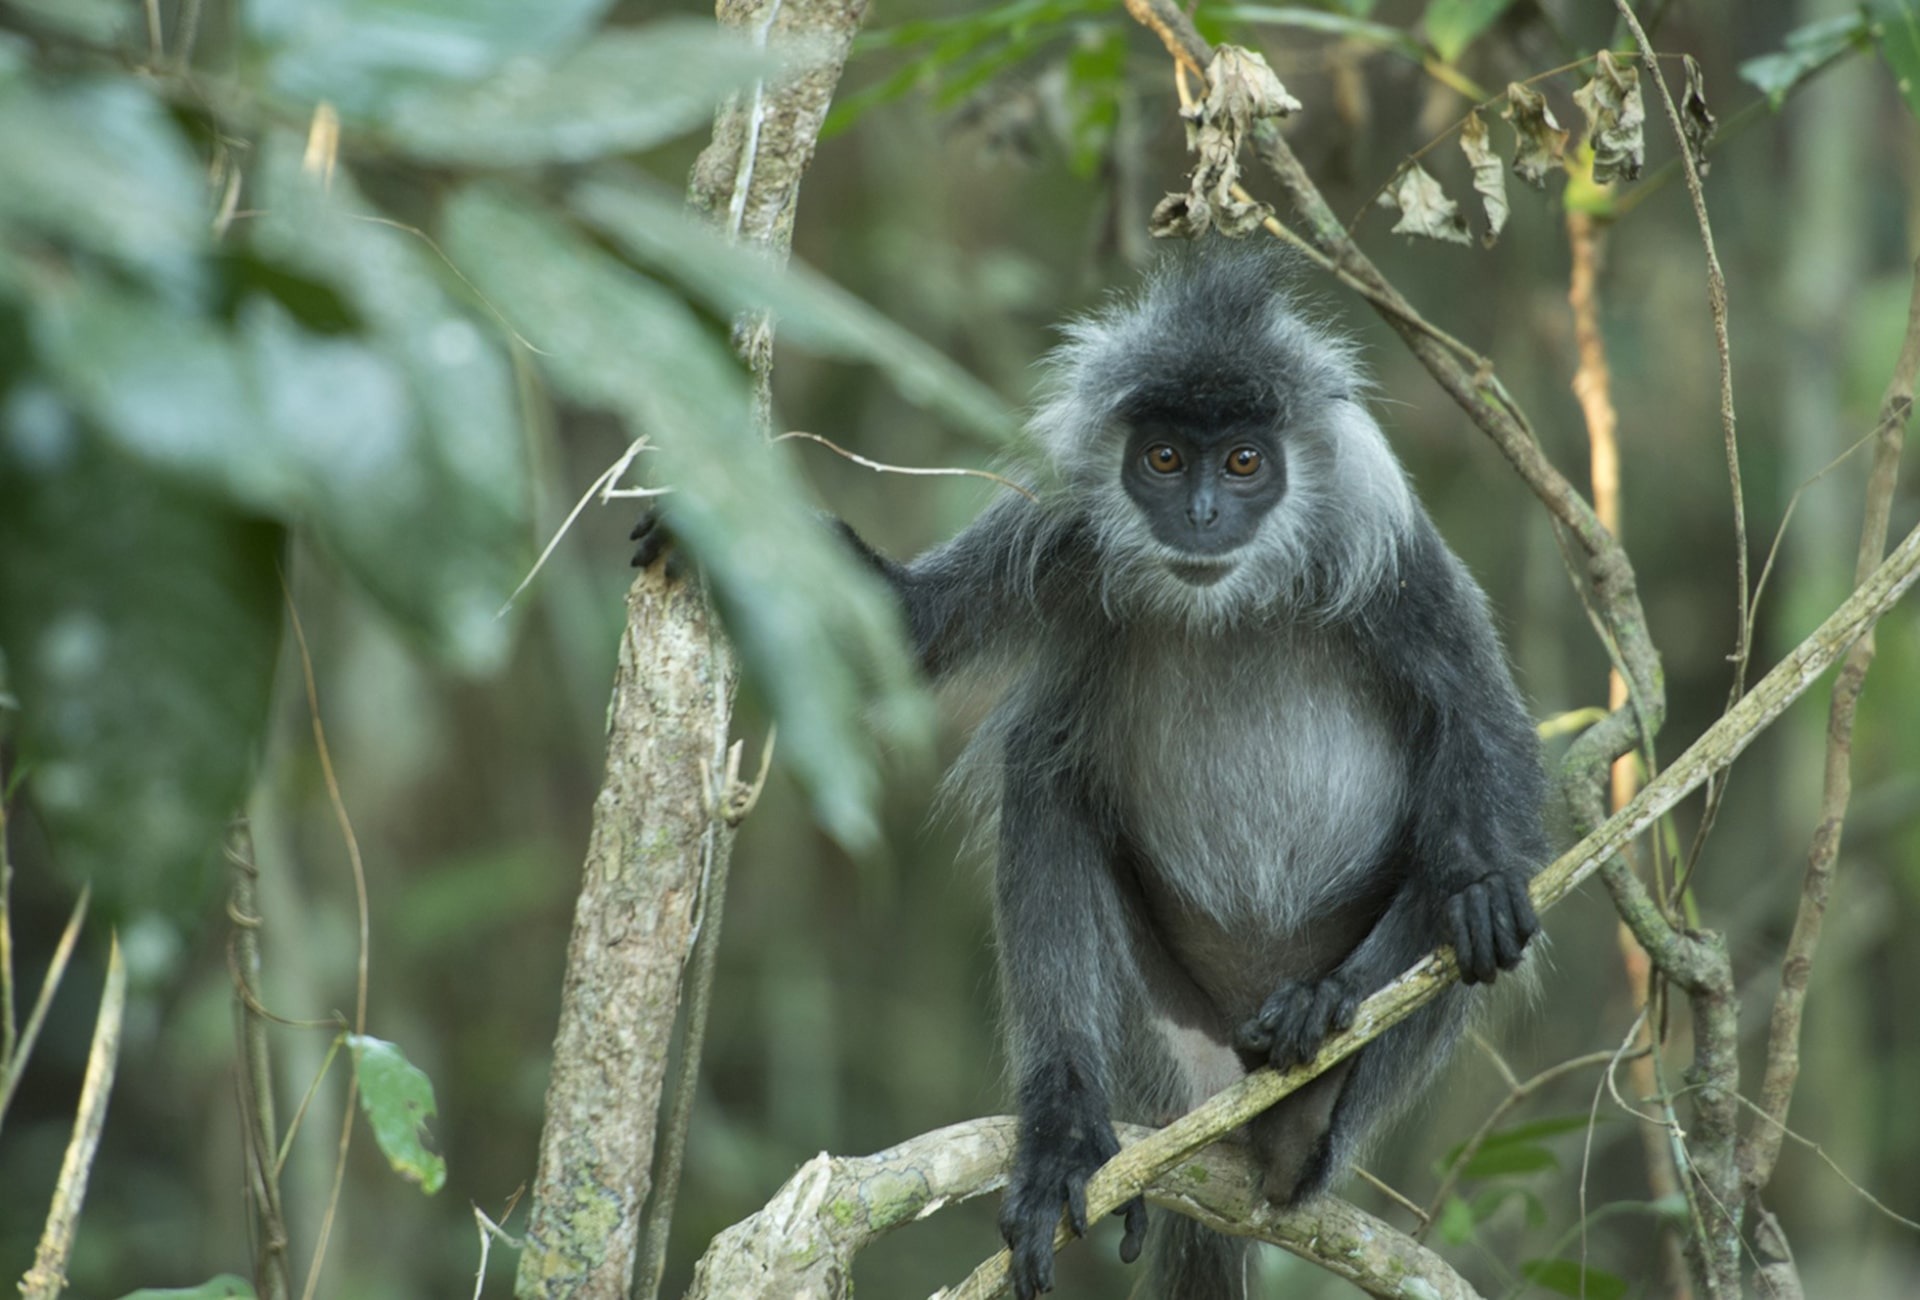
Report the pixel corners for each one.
[627,507,689,578]
[1442,870,1538,985]
[1232,972,1363,1072]
[999,1106,1147,1298]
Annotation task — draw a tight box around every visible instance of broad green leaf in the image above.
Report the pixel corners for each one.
[442,188,930,850]
[568,178,1013,444]
[1738,12,1871,107]
[1209,6,1423,59]
[250,141,529,671]
[246,0,615,117]
[1871,1,1920,120]
[1443,1112,1598,1168]
[1435,1194,1476,1245]
[1,0,127,44]
[379,22,781,164]
[1424,0,1516,64]
[0,392,282,919]
[118,1277,258,1300]
[1468,1183,1548,1230]
[1459,1140,1558,1179]
[1063,27,1127,178]
[1520,1258,1628,1300]
[0,78,207,301]
[348,1033,447,1194]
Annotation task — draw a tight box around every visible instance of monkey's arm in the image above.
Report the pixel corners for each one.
[994,716,1149,1300]
[838,495,1084,681]
[1361,514,1545,980]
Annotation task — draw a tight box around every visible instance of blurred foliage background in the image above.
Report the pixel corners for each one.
[2,0,1919,1297]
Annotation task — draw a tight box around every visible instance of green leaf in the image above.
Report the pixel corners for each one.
[0,78,208,301]
[1871,1,1920,120]
[0,394,282,919]
[1738,12,1872,107]
[1459,1141,1558,1179]
[248,141,530,671]
[1063,27,1127,178]
[1467,1183,1549,1230]
[1210,5,1423,59]
[118,1277,259,1300]
[1520,1258,1629,1300]
[378,21,782,164]
[0,0,128,44]
[568,178,1013,444]
[246,0,616,117]
[442,188,932,851]
[1423,0,1517,64]
[1435,1194,1477,1245]
[348,1033,447,1194]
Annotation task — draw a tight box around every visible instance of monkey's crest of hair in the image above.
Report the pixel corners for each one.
[1026,240,1415,625]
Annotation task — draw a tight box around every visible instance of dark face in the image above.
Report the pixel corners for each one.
[1120,421,1287,582]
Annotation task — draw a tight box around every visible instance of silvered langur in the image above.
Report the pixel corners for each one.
[634,241,1547,1299]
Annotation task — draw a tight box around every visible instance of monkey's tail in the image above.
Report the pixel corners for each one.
[1145,1213,1247,1300]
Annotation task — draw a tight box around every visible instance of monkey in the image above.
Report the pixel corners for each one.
[631,239,1545,1299]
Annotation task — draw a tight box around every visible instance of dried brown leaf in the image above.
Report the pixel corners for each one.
[1459,111,1508,247]
[1156,44,1295,240]
[1681,54,1716,175]
[1572,49,1645,184]
[1502,82,1567,189]
[1377,164,1472,246]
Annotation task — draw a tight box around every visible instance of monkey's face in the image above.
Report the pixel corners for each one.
[1118,419,1289,583]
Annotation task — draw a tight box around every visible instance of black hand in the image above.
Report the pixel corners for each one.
[1445,871,1537,984]
[1233,972,1362,1072]
[628,508,687,579]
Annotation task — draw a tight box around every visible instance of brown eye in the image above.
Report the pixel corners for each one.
[1224,446,1263,477]
[1145,444,1184,474]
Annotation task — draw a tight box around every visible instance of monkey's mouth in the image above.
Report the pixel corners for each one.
[1165,558,1235,587]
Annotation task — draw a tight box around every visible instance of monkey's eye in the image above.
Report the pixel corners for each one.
[1224,447,1263,477]
[1144,444,1184,474]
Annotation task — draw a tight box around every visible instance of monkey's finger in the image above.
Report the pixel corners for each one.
[628,509,658,541]
[631,521,670,569]
[1066,1177,1091,1237]
[1116,1197,1149,1264]
[1448,889,1491,984]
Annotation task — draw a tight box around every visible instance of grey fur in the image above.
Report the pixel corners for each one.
[840,240,1545,1300]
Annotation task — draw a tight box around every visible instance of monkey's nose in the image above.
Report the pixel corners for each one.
[1187,498,1219,528]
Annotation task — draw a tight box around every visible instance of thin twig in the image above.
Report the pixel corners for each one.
[1735,1094,1920,1232]
[1419,1049,1627,1239]
[285,591,372,1300]
[1615,3,1750,887]
[0,885,91,1140]
[229,822,292,1300]
[20,933,126,1300]
[774,432,1039,501]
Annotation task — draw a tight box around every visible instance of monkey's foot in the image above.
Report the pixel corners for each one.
[1233,973,1362,1072]
[1444,871,1538,985]
[999,1122,1146,1299]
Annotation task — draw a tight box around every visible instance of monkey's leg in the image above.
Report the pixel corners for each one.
[994,723,1147,1300]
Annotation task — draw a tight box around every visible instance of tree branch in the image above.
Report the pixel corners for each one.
[680,1117,1483,1300]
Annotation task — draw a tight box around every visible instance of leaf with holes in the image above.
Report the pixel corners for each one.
[349,1034,446,1195]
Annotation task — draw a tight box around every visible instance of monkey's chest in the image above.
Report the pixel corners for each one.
[1098,631,1409,932]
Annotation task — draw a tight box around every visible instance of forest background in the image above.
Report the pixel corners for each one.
[2,0,1920,1298]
